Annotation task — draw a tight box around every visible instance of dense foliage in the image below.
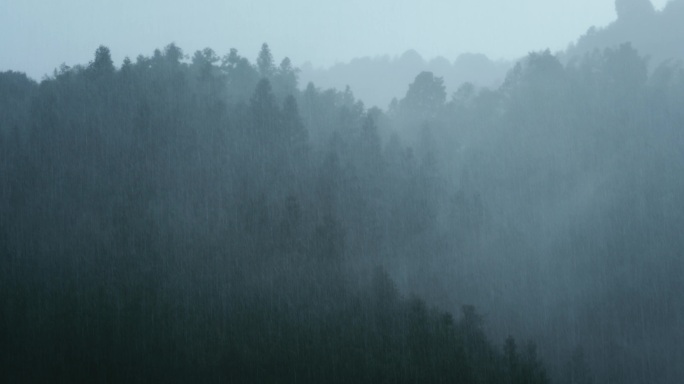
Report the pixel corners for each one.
[0,44,549,383]
[565,0,684,65]
[2,36,684,383]
[300,50,510,109]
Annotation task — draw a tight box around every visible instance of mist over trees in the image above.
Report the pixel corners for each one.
[0,43,549,383]
[402,44,684,384]
[299,50,510,109]
[2,2,684,381]
[565,0,684,64]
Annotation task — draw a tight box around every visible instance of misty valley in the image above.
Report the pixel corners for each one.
[2,1,684,383]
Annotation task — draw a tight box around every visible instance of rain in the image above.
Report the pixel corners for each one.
[1,0,683,382]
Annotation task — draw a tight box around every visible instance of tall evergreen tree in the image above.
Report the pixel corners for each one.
[257,43,275,78]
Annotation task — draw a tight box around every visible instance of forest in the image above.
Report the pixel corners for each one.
[1,14,684,383]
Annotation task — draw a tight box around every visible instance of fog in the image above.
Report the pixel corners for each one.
[299,51,512,109]
[1,0,684,383]
[0,0,671,80]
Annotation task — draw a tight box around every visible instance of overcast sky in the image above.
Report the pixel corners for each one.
[0,0,671,80]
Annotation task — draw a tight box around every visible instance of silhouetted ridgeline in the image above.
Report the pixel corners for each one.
[564,0,684,65]
[299,50,511,109]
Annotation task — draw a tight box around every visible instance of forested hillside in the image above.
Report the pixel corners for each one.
[299,50,510,109]
[1,37,684,383]
[565,0,684,64]
[0,44,548,383]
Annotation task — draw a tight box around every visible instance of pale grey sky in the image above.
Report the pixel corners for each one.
[0,0,671,80]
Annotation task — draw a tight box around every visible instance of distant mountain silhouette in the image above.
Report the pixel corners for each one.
[564,0,684,65]
[300,0,684,109]
[299,51,511,109]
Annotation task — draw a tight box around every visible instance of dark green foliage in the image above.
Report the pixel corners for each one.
[566,0,683,65]
[0,44,544,383]
[399,71,446,122]
[413,44,684,384]
[257,43,275,78]
[88,45,115,77]
[8,37,682,384]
